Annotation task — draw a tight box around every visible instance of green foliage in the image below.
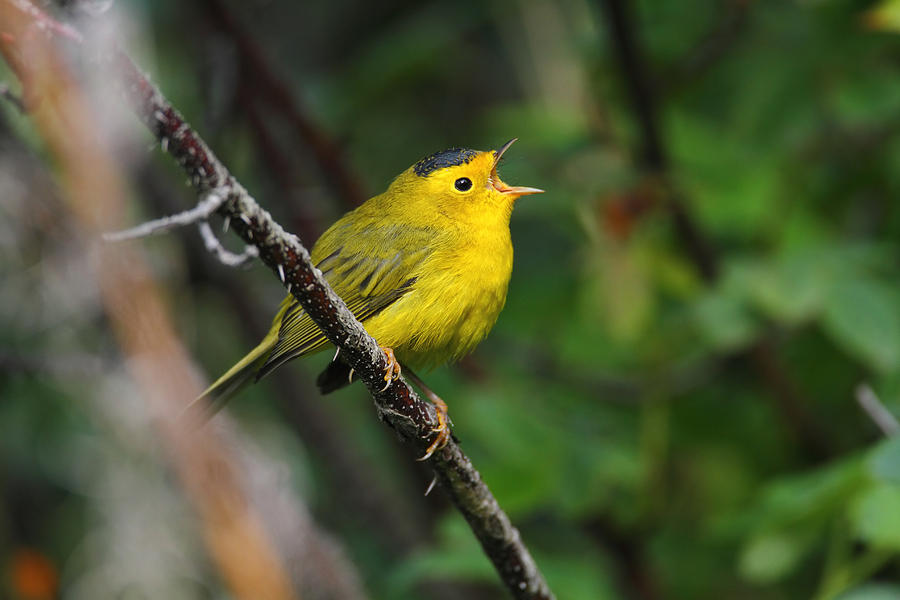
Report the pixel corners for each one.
[838,584,900,600]
[824,278,900,373]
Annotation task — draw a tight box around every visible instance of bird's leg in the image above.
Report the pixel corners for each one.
[404,367,452,461]
[380,346,402,391]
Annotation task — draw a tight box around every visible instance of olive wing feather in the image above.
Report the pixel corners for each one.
[256,223,433,379]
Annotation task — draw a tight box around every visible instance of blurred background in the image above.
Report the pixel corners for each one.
[4,0,900,598]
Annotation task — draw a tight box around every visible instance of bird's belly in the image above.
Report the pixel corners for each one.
[363,259,511,369]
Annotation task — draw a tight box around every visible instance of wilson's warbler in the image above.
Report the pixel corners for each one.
[202,138,542,453]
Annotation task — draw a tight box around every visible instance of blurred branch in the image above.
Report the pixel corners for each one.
[197,220,260,266]
[102,190,222,240]
[222,417,371,600]
[584,517,661,600]
[103,189,259,265]
[0,351,105,377]
[745,337,834,458]
[0,2,297,598]
[595,0,834,461]
[596,0,717,281]
[200,0,368,209]
[660,0,753,93]
[0,82,27,113]
[3,2,554,598]
[855,384,900,437]
[239,84,321,242]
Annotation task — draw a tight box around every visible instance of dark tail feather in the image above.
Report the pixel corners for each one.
[316,358,354,394]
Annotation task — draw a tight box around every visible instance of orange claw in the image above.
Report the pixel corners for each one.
[378,358,450,460]
[417,395,450,461]
[380,346,402,391]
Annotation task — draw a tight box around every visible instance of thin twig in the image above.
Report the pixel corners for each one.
[660,0,753,94]
[856,384,900,437]
[102,191,223,241]
[105,184,258,266]
[7,3,554,597]
[197,220,258,267]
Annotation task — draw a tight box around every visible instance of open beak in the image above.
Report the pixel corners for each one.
[491,138,544,197]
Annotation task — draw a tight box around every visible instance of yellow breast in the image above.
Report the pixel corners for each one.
[363,214,514,369]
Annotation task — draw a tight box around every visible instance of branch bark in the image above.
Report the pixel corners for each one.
[597,0,718,281]
[0,2,555,598]
[121,55,553,600]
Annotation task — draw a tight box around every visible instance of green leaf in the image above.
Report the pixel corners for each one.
[669,111,780,239]
[748,252,829,324]
[868,435,900,485]
[738,530,812,584]
[391,515,495,593]
[739,457,864,531]
[539,552,618,600]
[830,68,900,127]
[693,289,759,351]
[864,0,900,33]
[837,583,900,600]
[850,483,900,549]
[822,278,900,373]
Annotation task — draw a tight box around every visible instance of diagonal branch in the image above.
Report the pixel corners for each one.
[197,220,259,267]
[122,53,553,600]
[596,0,718,281]
[102,190,223,241]
[0,2,555,598]
[855,384,900,438]
[200,0,368,209]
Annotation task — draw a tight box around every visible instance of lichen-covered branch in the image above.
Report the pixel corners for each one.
[116,49,554,600]
[115,47,442,442]
[0,2,556,598]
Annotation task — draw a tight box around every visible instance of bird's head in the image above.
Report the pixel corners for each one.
[388,139,543,217]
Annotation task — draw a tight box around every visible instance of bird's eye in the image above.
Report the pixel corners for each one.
[454,177,473,192]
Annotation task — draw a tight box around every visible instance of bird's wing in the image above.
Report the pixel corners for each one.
[255,223,433,379]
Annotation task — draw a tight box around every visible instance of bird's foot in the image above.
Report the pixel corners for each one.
[403,368,453,461]
[417,395,450,461]
[380,346,402,391]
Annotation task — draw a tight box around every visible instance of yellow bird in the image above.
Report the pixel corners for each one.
[201,139,542,454]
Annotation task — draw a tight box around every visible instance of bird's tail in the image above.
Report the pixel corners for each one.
[190,330,278,417]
